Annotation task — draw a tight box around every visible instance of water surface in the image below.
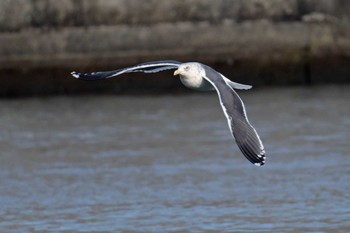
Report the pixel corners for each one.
[1,86,350,232]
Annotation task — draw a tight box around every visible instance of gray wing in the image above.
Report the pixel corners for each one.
[71,60,181,80]
[220,75,252,90]
[202,66,266,166]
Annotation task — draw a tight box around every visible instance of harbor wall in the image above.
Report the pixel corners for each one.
[1,0,350,96]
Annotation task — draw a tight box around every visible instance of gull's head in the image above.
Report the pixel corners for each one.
[173,62,205,79]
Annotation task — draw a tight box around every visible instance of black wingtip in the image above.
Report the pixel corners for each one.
[237,142,266,167]
[70,71,102,80]
[71,71,81,79]
[253,148,266,166]
[250,149,266,167]
[254,154,266,167]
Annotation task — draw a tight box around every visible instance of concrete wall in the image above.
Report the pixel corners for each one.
[1,0,350,31]
[1,0,350,96]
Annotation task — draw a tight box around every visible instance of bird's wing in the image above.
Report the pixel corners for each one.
[71,60,181,80]
[220,75,252,90]
[202,67,266,166]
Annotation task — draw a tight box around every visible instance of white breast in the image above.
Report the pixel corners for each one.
[179,75,214,91]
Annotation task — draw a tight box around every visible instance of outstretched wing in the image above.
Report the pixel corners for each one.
[71,60,181,80]
[202,65,266,166]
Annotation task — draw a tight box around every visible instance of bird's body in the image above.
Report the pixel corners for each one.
[179,70,214,91]
[178,63,214,91]
[71,60,266,166]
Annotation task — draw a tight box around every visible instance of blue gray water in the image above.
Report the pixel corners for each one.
[0,86,350,232]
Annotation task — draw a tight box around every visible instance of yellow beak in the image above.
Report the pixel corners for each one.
[173,69,180,76]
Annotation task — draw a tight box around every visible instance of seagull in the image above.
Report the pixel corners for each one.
[71,60,266,166]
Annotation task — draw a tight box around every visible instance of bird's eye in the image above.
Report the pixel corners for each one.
[184,66,190,71]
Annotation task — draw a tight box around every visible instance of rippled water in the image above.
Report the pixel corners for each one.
[1,86,350,232]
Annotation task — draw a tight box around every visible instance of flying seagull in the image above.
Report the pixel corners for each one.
[71,60,266,166]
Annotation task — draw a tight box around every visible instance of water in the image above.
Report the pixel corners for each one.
[0,86,350,232]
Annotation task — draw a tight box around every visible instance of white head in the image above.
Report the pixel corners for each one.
[173,62,205,79]
[173,62,213,90]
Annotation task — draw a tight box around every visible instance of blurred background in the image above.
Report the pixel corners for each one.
[1,1,350,232]
[1,0,350,96]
